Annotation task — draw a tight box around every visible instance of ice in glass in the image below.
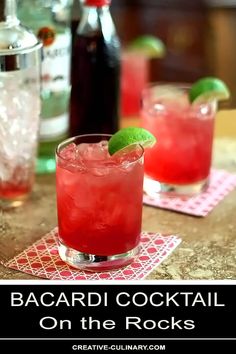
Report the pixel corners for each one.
[0,69,41,208]
[56,134,144,271]
[141,84,217,196]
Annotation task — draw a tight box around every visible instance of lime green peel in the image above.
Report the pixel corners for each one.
[108,127,156,156]
[189,77,230,103]
[128,35,166,59]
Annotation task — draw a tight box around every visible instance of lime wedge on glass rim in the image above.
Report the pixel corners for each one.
[108,127,156,156]
[189,77,230,103]
[127,35,166,59]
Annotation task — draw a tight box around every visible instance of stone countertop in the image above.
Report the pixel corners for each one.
[0,137,236,280]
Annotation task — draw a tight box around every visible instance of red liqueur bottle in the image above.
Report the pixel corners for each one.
[69,0,120,136]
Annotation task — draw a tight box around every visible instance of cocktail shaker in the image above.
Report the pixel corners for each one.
[0,0,42,208]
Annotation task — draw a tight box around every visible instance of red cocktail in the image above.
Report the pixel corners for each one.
[56,134,144,271]
[141,84,216,195]
[121,52,149,119]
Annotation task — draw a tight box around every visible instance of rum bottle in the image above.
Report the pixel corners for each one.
[18,0,72,173]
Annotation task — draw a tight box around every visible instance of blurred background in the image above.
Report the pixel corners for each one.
[108,0,236,109]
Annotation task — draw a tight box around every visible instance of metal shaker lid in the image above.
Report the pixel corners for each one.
[0,0,42,71]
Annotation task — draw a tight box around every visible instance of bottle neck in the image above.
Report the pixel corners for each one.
[0,0,19,26]
[79,5,114,35]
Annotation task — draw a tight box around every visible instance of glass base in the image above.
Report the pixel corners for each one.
[58,240,140,272]
[143,175,209,198]
[0,194,29,209]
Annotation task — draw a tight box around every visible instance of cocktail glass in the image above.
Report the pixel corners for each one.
[121,52,149,119]
[141,83,217,196]
[56,134,144,271]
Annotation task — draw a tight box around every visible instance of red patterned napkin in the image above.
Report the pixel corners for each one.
[143,169,236,217]
[4,228,181,280]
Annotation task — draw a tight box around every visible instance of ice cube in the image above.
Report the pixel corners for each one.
[98,140,109,149]
[60,143,77,161]
[149,85,190,112]
[0,76,40,182]
[190,100,217,120]
[76,141,109,164]
[90,167,110,177]
[110,144,143,171]
[58,143,87,173]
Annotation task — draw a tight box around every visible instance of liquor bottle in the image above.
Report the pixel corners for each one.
[17,0,72,174]
[69,0,120,136]
[0,0,42,207]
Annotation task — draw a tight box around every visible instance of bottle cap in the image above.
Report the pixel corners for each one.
[85,0,111,7]
[0,0,42,72]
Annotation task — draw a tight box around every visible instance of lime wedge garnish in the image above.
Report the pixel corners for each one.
[128,35,166,59]
[108,127,156,155]
[189,77,230,103]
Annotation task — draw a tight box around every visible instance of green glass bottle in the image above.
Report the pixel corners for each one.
[18,0,72,173]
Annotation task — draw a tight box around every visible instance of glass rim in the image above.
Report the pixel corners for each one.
[142,81,192,95]
[56,133,144,169]
[141,81,217,107]
[121,50,149,59]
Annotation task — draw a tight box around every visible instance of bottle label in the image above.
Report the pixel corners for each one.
[40,113,68,140]
[39,29,71,140]
[41,30,71,92]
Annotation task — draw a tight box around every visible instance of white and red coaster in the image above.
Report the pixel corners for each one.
[143,169,236,217]
[3,228,181,280]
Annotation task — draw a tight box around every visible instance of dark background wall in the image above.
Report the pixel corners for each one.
[111,0,236,108]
